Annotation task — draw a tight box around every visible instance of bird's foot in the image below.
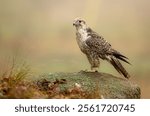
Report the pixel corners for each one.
[91,67,99,72]
[84,68,98,73]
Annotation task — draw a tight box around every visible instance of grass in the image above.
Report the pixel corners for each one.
[0,56,101,99]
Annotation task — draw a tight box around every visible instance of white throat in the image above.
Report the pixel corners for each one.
[77,28,88,41]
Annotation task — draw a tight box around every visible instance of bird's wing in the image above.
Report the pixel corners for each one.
[85,28,130,62]
[85,32,111,56]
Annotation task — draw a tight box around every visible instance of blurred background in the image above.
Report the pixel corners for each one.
[0,0,149,98]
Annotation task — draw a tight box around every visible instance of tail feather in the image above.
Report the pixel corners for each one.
[114,55,131,65]
[111,49,131,65]
[109,56,130,79]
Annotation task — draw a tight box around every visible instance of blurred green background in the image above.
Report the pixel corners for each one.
[0,0,150,98]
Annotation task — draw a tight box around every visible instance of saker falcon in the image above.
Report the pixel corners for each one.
[73,18,130,78]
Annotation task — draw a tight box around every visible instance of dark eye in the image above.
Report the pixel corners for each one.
[79,20,81,23]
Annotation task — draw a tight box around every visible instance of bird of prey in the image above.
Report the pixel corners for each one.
[73,18,130,78]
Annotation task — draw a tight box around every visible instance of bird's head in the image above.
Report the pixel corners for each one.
[73,18,87,29]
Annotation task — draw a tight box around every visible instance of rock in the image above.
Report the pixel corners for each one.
[38,71,141,99]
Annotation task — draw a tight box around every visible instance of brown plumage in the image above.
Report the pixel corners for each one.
[73,18,130,78]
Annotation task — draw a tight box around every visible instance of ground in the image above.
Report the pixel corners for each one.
[0,71,140,99]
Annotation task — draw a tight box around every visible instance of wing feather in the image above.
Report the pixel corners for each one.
[85,28,130,64]
[85,29,111,56]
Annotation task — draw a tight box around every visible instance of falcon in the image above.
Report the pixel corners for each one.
[73,18,130,78]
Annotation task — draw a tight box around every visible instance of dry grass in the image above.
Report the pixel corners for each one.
[0,76,101,99]
[0,56,101,99]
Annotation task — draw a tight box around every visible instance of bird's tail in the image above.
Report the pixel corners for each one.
[108,55,130,79]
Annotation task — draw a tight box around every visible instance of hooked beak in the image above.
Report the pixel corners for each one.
[73,22,76,26]
[73,20,77,26]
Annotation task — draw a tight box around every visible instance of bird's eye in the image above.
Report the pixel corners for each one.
[79,20,81,23]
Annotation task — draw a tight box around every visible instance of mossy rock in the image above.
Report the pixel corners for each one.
[38,71,141,99]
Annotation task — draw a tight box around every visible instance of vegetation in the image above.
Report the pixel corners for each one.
[0,57,101,99]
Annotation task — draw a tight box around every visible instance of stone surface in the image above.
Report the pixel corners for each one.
[39,71,141,99]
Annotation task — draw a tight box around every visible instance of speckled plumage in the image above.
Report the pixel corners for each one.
[73,18,130,78]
